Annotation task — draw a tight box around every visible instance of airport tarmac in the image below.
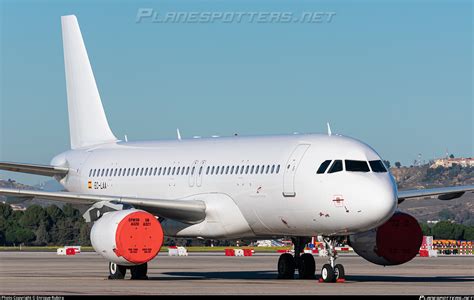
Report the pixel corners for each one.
[0,252,473,295]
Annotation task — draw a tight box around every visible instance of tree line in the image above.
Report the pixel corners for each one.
[419,221,474,240]
[0,203,91,246]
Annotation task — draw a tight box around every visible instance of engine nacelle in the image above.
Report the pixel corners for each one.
[90,209,163,266]
[349,212,422,266]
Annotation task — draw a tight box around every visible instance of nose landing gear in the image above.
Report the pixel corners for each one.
[320,237,346,283]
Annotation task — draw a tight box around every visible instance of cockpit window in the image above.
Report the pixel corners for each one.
[328,160,343,173]
[345,160,370,172]
[369,160,388,173]
[317,160,332,174]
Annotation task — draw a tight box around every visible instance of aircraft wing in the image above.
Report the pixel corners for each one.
[0,162,69,177]
[397,185,474,204]
[0,187,206,224]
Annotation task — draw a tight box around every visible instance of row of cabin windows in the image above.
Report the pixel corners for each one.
[88,164,281,178]
[316,159,387,174]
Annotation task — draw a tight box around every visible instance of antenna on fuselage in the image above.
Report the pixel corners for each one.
[124,134,128,142]
[327,122,332,136]
[177,128,182,141]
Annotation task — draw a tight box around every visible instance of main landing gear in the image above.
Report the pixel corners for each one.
[276,236,346,282]
[108,262,148,280]
[277,237,315,279]
[320,237,345,283]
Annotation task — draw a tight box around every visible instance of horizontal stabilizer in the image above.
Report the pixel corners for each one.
[0,162,69,177]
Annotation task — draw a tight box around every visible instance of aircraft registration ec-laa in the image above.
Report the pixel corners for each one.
[1,15,472,282]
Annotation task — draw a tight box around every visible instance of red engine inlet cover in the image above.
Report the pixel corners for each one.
[375,212,423,265]
[114,211,163,264]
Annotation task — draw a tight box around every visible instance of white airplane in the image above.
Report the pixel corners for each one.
[1,15,473,282]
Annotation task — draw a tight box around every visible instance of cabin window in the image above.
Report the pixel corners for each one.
[276,165,281,174]
[167,167,171,176]
[266,165,270,174]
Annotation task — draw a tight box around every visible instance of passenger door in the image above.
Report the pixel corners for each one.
[282,144,310,197]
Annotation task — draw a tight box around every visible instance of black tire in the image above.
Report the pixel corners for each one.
[277,253,295,279]
[298,253,316,279]
[130,263,148,280]
[321,264,335,283]
[334,264,345,281]
[108,262,127,280]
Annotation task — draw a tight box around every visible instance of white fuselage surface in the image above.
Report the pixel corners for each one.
[53,134,398,239]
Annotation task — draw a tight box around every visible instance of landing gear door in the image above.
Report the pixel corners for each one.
[282,144,310,197]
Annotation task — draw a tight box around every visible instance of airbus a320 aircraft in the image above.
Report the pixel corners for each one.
[1,15,472,282]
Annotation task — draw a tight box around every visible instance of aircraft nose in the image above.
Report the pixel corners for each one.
[365,178,397,226]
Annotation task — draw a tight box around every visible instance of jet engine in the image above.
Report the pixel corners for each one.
[348,211,423,266]
[90,209,164,266]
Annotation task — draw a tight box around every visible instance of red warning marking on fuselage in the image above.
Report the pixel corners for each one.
[333,195,344,207]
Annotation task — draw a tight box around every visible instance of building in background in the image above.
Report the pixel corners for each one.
[430,157,474,169]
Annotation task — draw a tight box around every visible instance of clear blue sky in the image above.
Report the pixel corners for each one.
[1,0,472,185]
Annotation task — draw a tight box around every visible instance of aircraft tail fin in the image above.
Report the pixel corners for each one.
[61,15,117,149]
